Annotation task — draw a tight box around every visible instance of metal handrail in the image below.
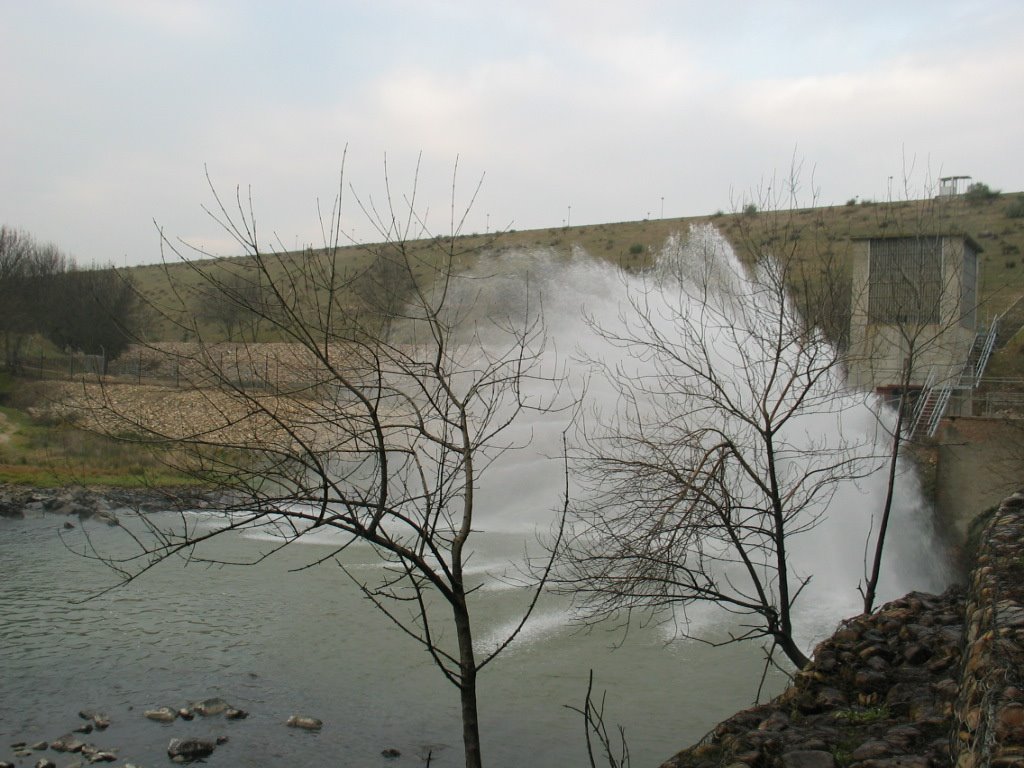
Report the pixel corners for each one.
[925,384,953,437]
[973,315,1000,386]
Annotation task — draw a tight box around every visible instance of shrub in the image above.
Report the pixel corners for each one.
[1005,199,1024,219]
[846,198,857,206]
[743,203,758,216]
[628,243,644,255]
[965,182,1000,204]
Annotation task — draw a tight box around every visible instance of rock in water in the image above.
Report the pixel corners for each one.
[167,738,215,761]
[49,734,85,753]
[224,707,248,720]
[144,706,178,722]
[286,715,322,730]
[192,697,229,716]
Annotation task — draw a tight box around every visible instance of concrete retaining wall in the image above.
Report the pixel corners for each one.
[935,418,1024,543]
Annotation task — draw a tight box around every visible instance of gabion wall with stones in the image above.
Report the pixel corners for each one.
[953,491,1024,768]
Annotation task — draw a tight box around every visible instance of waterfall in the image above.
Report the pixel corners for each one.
[467,223,951,652]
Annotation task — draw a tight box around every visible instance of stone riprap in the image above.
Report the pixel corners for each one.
[661,488,1024,768]
[0,484,216,521]
[659,587,965,768]
[952,492,1024,768]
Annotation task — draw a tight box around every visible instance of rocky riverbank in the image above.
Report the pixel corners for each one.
[659,587,966,768]
[661,492,1024,768]
[0,484,217,524]
[0,697,358,768]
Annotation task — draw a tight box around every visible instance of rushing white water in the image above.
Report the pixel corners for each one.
[0,225,952,768]
[463,224,949,646]
[228,223,948,656]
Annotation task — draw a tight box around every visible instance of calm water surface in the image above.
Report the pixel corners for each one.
[1,511,784,768]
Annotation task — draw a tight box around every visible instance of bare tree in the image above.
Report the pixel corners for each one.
[558,217,870,670]
[71,161,570,768]
[0,226,33,367]
[847,186,988,612]
[0,227,66,367]
[566,671,630,768]
[46,264,140,365]
[0,226,139,370]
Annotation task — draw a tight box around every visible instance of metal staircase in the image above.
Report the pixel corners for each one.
[906,316,1000,440]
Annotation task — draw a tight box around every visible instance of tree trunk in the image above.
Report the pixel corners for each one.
[863,381,909,614]
[776,631,811,670]
[453,595,483,768]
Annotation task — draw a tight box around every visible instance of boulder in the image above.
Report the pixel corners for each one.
[224,707,248,720]
[167,738,216,761]
[854,669,890,694]
[49,734,86,753]
[286,714,322,731]
[144,706,178,722]
[781,750,835,768]
[192,697,229,717]
[850,740,893,761]
[0,497,24,518]
[79,744,113,761]
[92,508,120,526]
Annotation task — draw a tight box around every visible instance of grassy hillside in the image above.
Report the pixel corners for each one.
[5,191,1023,485]
[122,190,1024,359]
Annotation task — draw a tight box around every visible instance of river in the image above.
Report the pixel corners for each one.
[0,228,952,766]
[1,510,798,767]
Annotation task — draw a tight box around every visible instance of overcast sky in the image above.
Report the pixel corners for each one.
[3,1,1022,266]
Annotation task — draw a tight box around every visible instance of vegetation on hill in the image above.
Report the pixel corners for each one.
[2,189,1023,485]
[124,190,1024,351]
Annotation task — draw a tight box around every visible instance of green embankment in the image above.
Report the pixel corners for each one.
[4,192,1024,486]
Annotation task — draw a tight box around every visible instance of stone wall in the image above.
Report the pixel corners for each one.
[658,488,1024,768]
[952,492,1024,768]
